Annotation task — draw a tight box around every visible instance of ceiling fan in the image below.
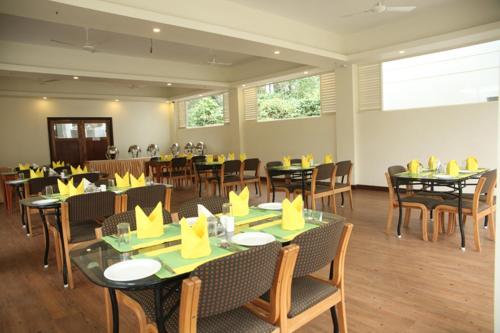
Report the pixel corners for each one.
[50,27,98,53]
[342,1,416,17]
[207,55,233,66]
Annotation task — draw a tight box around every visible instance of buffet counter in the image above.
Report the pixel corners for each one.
[85,157,150,178]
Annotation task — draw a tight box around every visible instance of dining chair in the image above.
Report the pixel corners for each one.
[433,170,497,251]
[70,172,100,186]
[59,191,120,288]
[192,155,212,195]
[265,161,297,202]
[23,176,60,237]
[252,221,353,333]
[121,242,299,333]
[177,196,227,220]
[333,160,354,210]
[384,172,441,241]
[209,160,243,196]
[242,158,262,196]
[168,157,188,187]
[121,184,172,212]
[148,160,169,184]
[293,163,337,212]
[53,166,70,174]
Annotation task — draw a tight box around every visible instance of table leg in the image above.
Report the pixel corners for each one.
[17,187,29,236]
[395,178,403,238]
[38,208,50,268]
[484,215,489,229]
[155,287,166,333]
[458,182,465,251]
[301,171,306,201]
[108,288,119,333]
[55,208,68,287]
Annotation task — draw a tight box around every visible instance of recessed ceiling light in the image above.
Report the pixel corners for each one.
[167,83,172,86]
[399,50,406,54]
[114,99,119,102]
[42,96,47,100]
[274,50,280,55]
[242,84,246,87]
[153,28,161,33]
[73,76,79,80]
[198,94,203,97]
[303,71,309,75]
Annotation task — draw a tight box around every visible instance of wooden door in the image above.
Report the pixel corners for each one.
[48,118,113,165]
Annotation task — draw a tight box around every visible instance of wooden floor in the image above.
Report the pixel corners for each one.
[0,186,494,333]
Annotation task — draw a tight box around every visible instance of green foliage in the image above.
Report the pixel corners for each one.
[257,75,320,120]
[186,95,224,128]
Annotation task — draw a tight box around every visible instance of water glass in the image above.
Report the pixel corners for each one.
[116,222,131,246]
[18,172,24,180]
[304,209,314,222]
[207,216,218,237]
[222,203,232,216]
[107,179,115,188]
[146,176,153,185]
[44,185,54,196]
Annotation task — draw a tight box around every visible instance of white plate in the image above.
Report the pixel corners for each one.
[460,169,477,174]
[435,174,454,179]
[231,232,276,246]
[257,202,282,211]
[104,259,161,282]
[32,199,59,206]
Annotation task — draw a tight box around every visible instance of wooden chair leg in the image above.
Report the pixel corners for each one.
[348,189,354,210]
[432,209,440,242]
[321,197,325,209]
[104,288,113,333]
[64,247,74,289]
[403,208,411,227]
[488,213,496,240]
[311,196,316,210]
[439,212,446,234]
[472,216,481,252]
[258,180,263,197]
[337,298,348,333]
[51,227,63,272]
[26,209,34,237]
[332,195,337,214]
[421,209,429,241]
[385,205,394,234]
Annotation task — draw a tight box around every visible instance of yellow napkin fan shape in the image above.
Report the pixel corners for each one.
[52,161,65,168]
[30,168,44,179]
[206,154,213,163]
[239,153,247,161]
[466,157,478,171]
[301,156,311,168]
[70,165,88,175]
[227,152,235,160]
[282,156,291,168]
[447,160,460,177]
[218,154,226,163]
[229,187,250,217]
[324,154,334,164]
[135,202,164,239]
[428,156,438,170]
[18,163,30,171]
[408,160,420,174]
[115,172,130,188]
[130,173,146,188]
[281,195,305,231]
[180,214,212,259]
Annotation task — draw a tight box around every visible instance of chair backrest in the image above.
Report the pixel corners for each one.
[71,172,100,186]
[172,157,187,169]
[222,160,241,174]
[124,185,166,211]
[290,158,301,165]
[480,169,497,196]
[243,158,260,172]
[266,161,282,169]
[336,160,352,179]
[178,196,227,218]
[315,163,336,182]
[54,166,70,174]
[387,165,406,177]
[192,155,206,164]
[101,207,172,237]
[191,241,281,318]
[27,176,60,195]
[385,172,396,201]
[291,221,345,278]
[17,169,31,179]
[66,191,116,223]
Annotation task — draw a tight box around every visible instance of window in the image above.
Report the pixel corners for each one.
[177,93,229,128]
[54,123,78,138]
[382,40,500,111]
[84,123,107,138]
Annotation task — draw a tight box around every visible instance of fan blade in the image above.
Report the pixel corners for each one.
[50,39,78,47]
[341,9,371,18]
[40,78,60,84]
[385,6,416,12]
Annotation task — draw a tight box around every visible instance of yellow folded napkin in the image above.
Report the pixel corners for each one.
[57,179,71,196]
[281,195,305,231]
[306,153,314,162]
[18,163,30,171]
[70,165,87,175]
[239,153,247,161]
[178,153,186,158]
[163,154,173,161]
[229,187,250,217]
[187,153,193,160]
[206,154,213,163]
[447,160,460,176]
[428,156,438,170]
[52,161,65,168]
[218,154,226,163]
[282,156,291,168]
[408,160,420,174]
[29,168,44,179]
[69,179,84,196]
[301,156,311,168]
[115,172,130,188]
[324,154,333,163]
[228,152,235,160]
[180,214,212,259]
[466,156,478,171]
[130,173,146,188]
[136,202,164,239]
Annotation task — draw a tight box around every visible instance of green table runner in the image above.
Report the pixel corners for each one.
[234,208,281,226]
[245,220,318,241]
[103,224,181,252]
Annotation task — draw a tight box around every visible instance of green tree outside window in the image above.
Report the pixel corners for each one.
[186,94,224,128]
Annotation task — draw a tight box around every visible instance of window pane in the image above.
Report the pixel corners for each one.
[257,75,320,121]
[55,123,78,138]
[383,40,500,111]
[85,123,107,138]
[186,94,224,128]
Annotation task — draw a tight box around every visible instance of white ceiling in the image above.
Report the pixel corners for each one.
[0,13,260,66]
[227,0,465,34]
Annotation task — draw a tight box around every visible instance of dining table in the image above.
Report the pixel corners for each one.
[0,170,17,213]
[70,208,345,333]
[5,178,31,235]
[393,168,487,250]
[267,164,316,200]
[193,161,222,196]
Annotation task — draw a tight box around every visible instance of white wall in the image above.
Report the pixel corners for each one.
[357,102,498,186]
[0,96,172,167]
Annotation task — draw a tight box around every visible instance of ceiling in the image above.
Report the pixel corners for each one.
[227,0,470,34]
[0,14,259,66]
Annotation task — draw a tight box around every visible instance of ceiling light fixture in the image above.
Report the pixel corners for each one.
[42,96,47,100]
[73,76,79,80]
[274,50,280,55]
[153,28,161,33]
[198,94,203,97]
[242,84,246,87]
[303,71,309,75]
[399,50,406,54]
[114,99,120,102]
[167,83,172,86]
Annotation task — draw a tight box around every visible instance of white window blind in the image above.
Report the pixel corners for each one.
[358,64,382,111]
[243,87,258,120]
[223,92,230,123]
[320,72,336,114]
[176,101,186,128]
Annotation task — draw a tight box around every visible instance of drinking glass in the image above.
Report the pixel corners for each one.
[108,179,115,188]
[303,209,314,222]
[146,176,153,185]
[207,216,218,237]
[44,185,54,196]
[222,203,232,216]
[116,222,131,246]
[18,173,24,180]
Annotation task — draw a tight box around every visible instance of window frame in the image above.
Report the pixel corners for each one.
[176,91,229,129]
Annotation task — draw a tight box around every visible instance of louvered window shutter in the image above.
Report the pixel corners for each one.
[320,72,336,114]
[243,87,258,120]
[176,101,186,128]
[223,92,230,123]
[358,64,382,111]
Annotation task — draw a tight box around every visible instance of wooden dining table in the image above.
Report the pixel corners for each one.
[70,209,345,333]
[267,164,316,200]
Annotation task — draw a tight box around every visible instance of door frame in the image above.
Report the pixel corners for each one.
[47,117,114,163]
